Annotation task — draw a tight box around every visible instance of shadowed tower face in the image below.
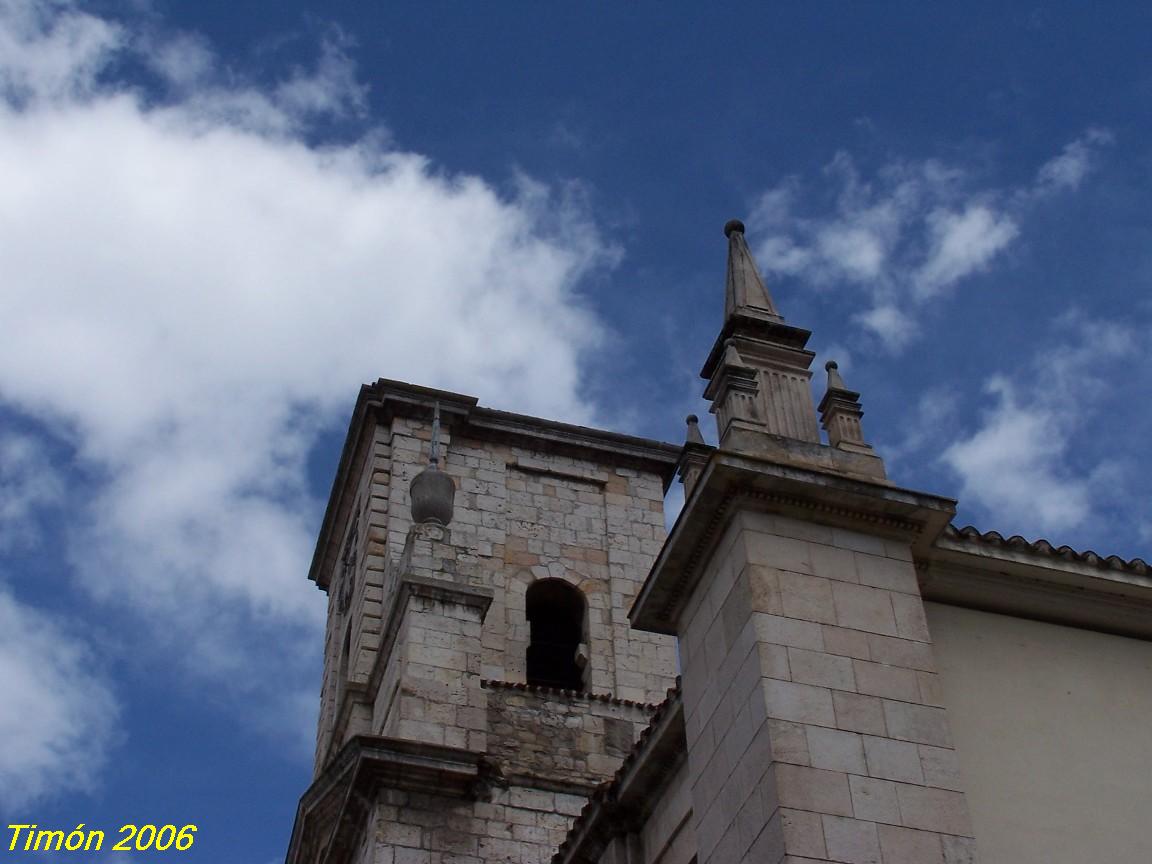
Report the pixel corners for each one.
[286,384,681,864]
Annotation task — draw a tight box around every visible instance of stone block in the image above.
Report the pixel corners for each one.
[736,779,770,855]
[509,787,555,812]
[754,613,826,651]
[882,701,952,748]
[865,633,934,672]
[854,553,919,595]
[749,809,787,864]
[917,671,944,707]
[941,834,978,863]
[876,825,943,864]
[762,678,836,726]
[894,784,972,836]
[822,625,871,660]
[821,814,881,864]
[831,583,898,636]
[809,543,859,583]
[747,565,784,615]
[775,763,853,817]
[889,593,932,642]
[831,528,887,556]
[779,571,838,624]
[862,736,924,784]
[788,647,856,690]
[919,745,963,791]
[745,531,814,575]
[768,718,811,766]
[832,691,887,736]
[806,725,866,774]
[759,642,792,681]
[780,808,827,859]
[853,660,921,703]
[848,775,901,825]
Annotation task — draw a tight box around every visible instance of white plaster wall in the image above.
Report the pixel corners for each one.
[925,602,1152,864]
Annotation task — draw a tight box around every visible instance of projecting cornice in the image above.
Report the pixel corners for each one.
[919,525,1152,640]
[307,378,681,590]
[284,735,495,864]
[630,449,956,634]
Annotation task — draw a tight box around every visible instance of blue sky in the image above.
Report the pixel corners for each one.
[0,2,1149,861]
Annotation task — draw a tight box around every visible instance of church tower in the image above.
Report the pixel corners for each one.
[285,379,681,864]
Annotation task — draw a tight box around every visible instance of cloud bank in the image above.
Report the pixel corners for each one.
[751,131,1112,350]
[0,586,119,810]
[0,0,615,802]
[888,312,1150,542]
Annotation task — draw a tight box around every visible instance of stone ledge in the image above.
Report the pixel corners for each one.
[309,378,680,591]
[631,451,956,634]
[481,678,661,710]
[285,735,495,864]
[400,573,495,613]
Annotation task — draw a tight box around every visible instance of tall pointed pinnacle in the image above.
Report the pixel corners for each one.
[723,219,783,323]
[703,218,821,449]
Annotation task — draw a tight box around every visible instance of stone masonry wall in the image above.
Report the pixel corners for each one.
[377,414,676,707]
[485,684,654,786]
[355,784,591,864]
[314,410,677,771]
[678,510,978,864]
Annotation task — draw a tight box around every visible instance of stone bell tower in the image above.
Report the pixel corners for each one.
[285,381,680,864]
[630,220,979,864]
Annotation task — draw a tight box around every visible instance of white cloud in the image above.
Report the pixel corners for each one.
[942,377,1091,532]
[0,0,618,782]
[1034,128,1114,195]
[883,387,959,470]
[0,433,63,550]
[939,316,1145,538]
[853,304,917,350]
[0,0,122,104]
[0,587,118,810]
[915,203,1018,300]
[751,130,1111,350]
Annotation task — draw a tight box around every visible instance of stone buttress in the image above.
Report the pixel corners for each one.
[630,220,979,864]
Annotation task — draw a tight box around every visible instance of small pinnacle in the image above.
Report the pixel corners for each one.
[723,219,745,238]
[825,360,848,391]
[685,414,706,445]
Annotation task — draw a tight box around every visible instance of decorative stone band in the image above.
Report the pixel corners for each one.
[480,678,662,711]
[285,735,496,864]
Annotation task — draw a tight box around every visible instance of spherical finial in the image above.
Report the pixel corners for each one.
[825,360,838,371]
[684,413,706,446]
[723,219,745,238]
[410,465,455,526]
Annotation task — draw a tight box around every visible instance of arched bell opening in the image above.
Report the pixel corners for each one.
[525,578,587,691]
